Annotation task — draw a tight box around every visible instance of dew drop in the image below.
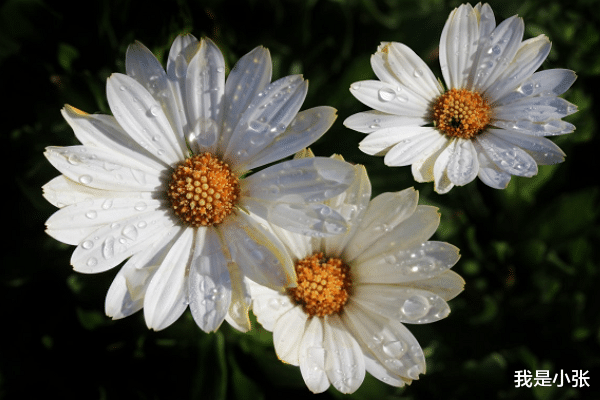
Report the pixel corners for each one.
[150,105,161,116]
[102,236,115,259]
[413,69,423,78]
[121,225,138,240]
[134,201,148,211]
[382,340,407,358]
[101,199,114,210]
[378,87,396,102]
[79,175,93,185]
[82,240,94,250]
[85,210,98,219]
[86,257,98,267]
[401,295,430,320]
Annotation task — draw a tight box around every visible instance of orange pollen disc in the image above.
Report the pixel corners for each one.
[432,88,491,139]
[288,252,352,317]
[167,152,239,227]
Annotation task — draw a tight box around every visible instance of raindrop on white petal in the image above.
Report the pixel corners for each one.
[134,201,147,211]
[102,236,115,259]
[86,257,98,267]
[121,225,138,240]
[413,69,423,78]
[378,87,396,102]
[79,175,93,185]
[382,340,407,358]
[101,199,113,210]
[401,295,430,320]
[150,105,161,116]
[81,240,94,250]
[85,210,97,219]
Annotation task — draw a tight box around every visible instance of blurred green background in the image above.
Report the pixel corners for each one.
[2,0,599,398]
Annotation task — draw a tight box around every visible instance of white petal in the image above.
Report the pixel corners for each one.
[491,119,575,136]
[342,303,425,381]
[144,227,193,330]
[473,143,512,189]
[363,352,407,387]
[126,41,187,150]
[220,46,272,149]
[358,126,436,157]
[353,241,461,285]
[353,205,441,266]
[476,130,538,176]
[432,134,456,194]
[220,212,295,289]
[105,227,180,319]
[42,175,153,208]
[439,3,479,89]
[224,75,308,170]
[349,80,430,117]
[299,317,330,393]
[106,73,187,165]
[225,268,252,332]
[273,306,309,366]
[409,270,466,302]
[186,38,226,154]
[188,227,232,333]
[323,314,366,394]
[490,129,565,165]
[323,164,372,258]
[344,188,419,263]
[352,284,452,324]
[46,198,163,245]
[493,96,577,123]
[61,105,165,171]
[166,34,199,141]
[471,16,524,92]
[371,42,443,100]
[411,139,452,183]
[343,110,428,134]
[243,156,355,203]
[241,106,337,172]
[166,33,199,81]
[383,129,447,167]
[70,209,174,273]
[248,280,295,331]
[494,69,577,106]
[485,35,552,102]
[446,138,480,186]
[44,146,162,192]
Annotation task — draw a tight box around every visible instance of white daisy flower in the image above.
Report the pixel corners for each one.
[248,153,465,394]
[43,34,356,332]
[344,2,577,193]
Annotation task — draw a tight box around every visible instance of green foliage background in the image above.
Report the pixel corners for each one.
[2,0,599,399]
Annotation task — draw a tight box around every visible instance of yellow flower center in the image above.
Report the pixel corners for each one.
[167,152,239,227]
[432,88,491,139]
[288,252,352,317]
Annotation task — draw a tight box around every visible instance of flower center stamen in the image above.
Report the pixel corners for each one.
[167,152,239,227]
[288,252,352,317]
[432,88,491,139]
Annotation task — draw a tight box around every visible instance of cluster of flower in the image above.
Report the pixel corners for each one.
[42,3,576,394]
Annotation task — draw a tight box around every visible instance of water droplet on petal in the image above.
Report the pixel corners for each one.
[150,105,161,116]
[134,201,147,211]
[85,210,97,219]
[401,295,430,320]
[82,240,94,250]
[382,340,407,358]
[378,87,396,102]
[79,175,93,185]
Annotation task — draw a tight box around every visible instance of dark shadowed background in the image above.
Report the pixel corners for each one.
[2,0,599,399]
